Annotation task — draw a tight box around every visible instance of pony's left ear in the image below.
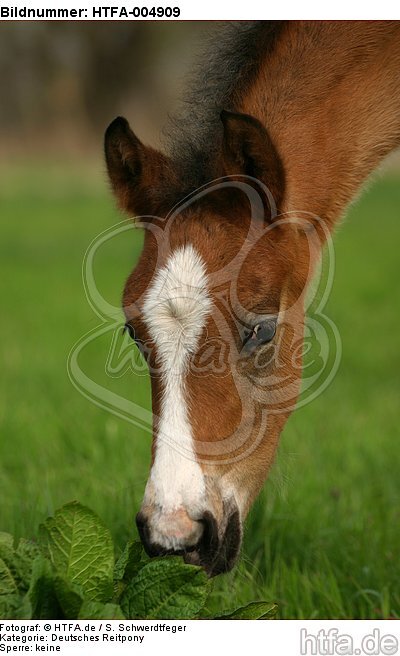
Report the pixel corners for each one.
[220,110,285,210]
[105,116,170,217]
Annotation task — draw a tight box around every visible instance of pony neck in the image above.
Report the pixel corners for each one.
[240,21,400,228]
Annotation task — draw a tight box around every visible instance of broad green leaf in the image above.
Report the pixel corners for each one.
[27,557,63,619]
[39,501,114,602]
[121,557,210,620]
[0,533,14,551]
[16,538,41,565]
[0,536,15,578]
[0,536,16,590]
[0,593,31,620]
[215,601,278,620]
[14,595,33,620]
[114,540,149,601]
[0,534,41,593]
[114,540,146,582]
[14,539,41,591]
[79,600,125,619]
[54,576,84,619]
[0,557,18,596]
[0,541,33,619]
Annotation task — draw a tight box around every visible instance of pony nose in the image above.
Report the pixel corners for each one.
[136,507,204,556]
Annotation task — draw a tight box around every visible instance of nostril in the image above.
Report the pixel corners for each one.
[210,508,241,576]
[135,511,148,545]
[199,511,219,554]
[135,511,160,557]
[183,510,219,572]
[193,508,242,577]
[135,511,146,532]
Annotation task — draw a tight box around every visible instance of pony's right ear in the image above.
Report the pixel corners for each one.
[220,110,285,213]
[104,116,168,217]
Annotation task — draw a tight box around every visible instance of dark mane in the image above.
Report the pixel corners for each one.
[163,21,285,200]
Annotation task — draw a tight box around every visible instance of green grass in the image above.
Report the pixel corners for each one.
[1,164,399,619]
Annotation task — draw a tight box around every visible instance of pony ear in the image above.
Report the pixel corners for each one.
[220,110,285,210]
[104,116,169,217]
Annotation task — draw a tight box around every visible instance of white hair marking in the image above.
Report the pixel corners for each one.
[142,245,212,528]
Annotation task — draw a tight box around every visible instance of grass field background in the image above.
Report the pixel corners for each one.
[1,163,399,619]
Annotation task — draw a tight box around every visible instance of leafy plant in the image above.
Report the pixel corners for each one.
[0,502,277,620]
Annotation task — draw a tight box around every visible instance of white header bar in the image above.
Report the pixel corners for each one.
[1,0,400,20]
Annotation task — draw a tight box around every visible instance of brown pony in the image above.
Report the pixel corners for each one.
[104,21,400,576]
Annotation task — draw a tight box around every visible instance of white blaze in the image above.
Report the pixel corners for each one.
[142,245,212,515]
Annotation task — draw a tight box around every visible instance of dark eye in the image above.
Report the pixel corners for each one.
[242,318,277,353]
[123,322,135,340]
[123,322,149,358]
[123,322,142,349]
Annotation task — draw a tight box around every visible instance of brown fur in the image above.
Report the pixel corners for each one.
[106,21,400,572]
